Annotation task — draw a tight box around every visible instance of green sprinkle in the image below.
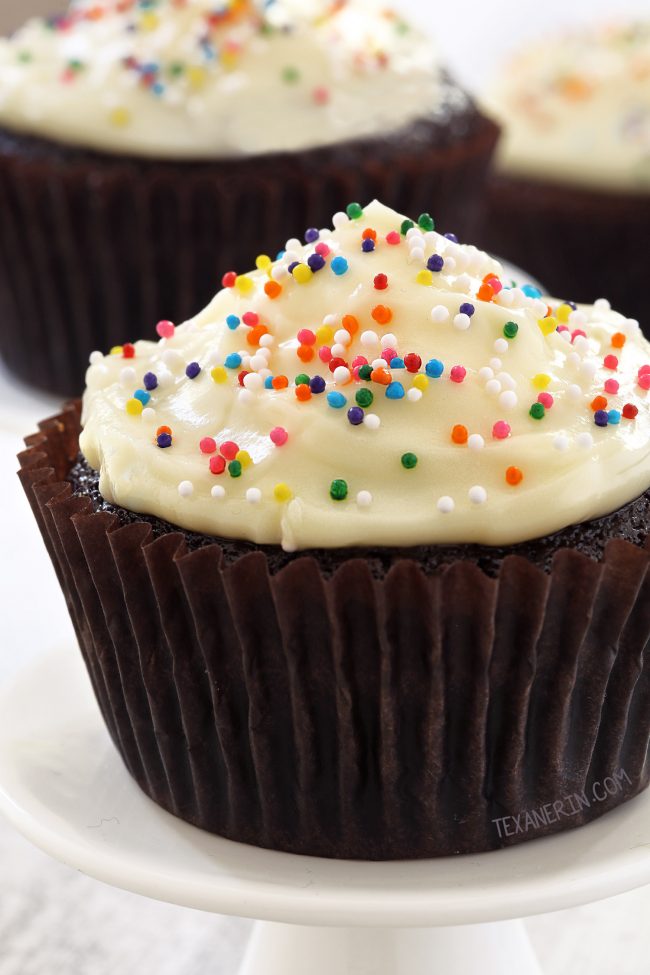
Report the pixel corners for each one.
[503,321,519,339]
[400,219,415,236]
[18,51,32,63]
[401,452,418,470]
[355,388,374,408]
[330,478,348,501]
[418,213,435,232]
[346,202,364,220]
[169,62,185,77]
[228,460,242,478]
[358,364,373,381]
[295,373,310,386]
[282,65,301,84]
[529,403,545,420]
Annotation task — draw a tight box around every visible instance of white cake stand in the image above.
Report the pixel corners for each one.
[1,647,649,975]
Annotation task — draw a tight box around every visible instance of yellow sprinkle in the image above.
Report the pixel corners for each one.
[316,326,334,345]
[556,303,573,324]
[256,254,272,271]
[110,345,123,356]
[221,49,240,71]
[292,264,313,285]
[139,11,159,31]
[211,366,227,384]
[235,274,254,296]
[416,269,433,286]
[532,373,551,390]
[187,66,207,91]
[538,315,557,337]
[274,483,293,502]
[109,107,131,128]
[126,398,143,416]
[413,374,429,391]
[236,450,252,469]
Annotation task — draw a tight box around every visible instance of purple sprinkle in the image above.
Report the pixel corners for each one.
[186,362,201,379]
[444,232,459,243]
[310,375,326,394]
[427,254,444,272]
[361,239,375,253]
[594,410,609,427]
[143,371,158,391]
[288,261,300,274]
[156,433,172,448]
[459,302,475,317]
[308,253,326,272]
[347,406,365,425]
[304,228,320,243]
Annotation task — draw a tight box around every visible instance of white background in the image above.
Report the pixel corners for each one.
[1,1,650,973]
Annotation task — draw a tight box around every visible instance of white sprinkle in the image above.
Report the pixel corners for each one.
[120,366,136,385]
[577,432,594,449]
[334,329,351,346]
[443,256,456,274]
[567,352,581,369]
[580,360,598,381]
[246,488,262,504]
[573,335,589,354]
[331,343,348,357]
[455,273,473,292]
[356,490,373,508]
[454,313,471,331]
[243,372,263,391]
[211,485,226,500]
[408,247,425,265]
[569,310,588,327]
[478,366,494,382]
[271,264,289,282]
[499,390,518,409]
[469,485,488,505]
[467,434,485,451]
[594,297,611,312]
[238,389,254,404]
[89,350,104,365]
[431,305,449,324]
[490,357,502,371]
[364,413,381,430]
[485,379,502,396]
[567,384,583,401]
[532,299,548,319]
[332,211,349,229]
[259,333,275,348]
[554,434,570,452]
[360,330,379,347]
[249,355,267,371]
[259,368,272,380]
[407,388,423,402]
[497,372,516,390]
[496,289,514,308]
[437,496,455,514]
[285,237,301,253]
[494,338,508,354]
[141,407,156,421]
[163,349,184,371]
[372,358,386,370]
[381,333,397,349]
[178,481,194,498]
[323,313,338,327]
[333,366,351,384]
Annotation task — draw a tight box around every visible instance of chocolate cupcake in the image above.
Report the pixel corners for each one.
[0,0,499,397]
[19,200,650,860]
[478,22,650,330]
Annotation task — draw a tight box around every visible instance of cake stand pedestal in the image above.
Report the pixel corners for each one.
[1,648,649,975]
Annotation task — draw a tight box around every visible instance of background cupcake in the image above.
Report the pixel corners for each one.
[0,0,499,396]
[479,22,650,329]
[20,200,650,859]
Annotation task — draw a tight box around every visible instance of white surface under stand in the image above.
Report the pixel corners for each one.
[1,650,650,975]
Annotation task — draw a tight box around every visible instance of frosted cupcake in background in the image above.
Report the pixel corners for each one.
[0,0,499,396]
[479,22,650,329]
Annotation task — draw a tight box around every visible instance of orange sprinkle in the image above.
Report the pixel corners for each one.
[295,385,312,402]
[272,375,289,389]
[342,314,359,335]
[590,395,608,412]
[297,344,315,363]
[362,227,377,241]
[477,283,494,302]
[370,367,392,386]
[505,466,523,486]
[264,280,282,300]
[451,424,468,445]
[611,332,626,349]
[247,325,269,347]
[372,305,393,326]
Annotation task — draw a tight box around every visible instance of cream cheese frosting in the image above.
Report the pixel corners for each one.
[80,200,650,551]
[0,0,457,159]
[486,22,650,192]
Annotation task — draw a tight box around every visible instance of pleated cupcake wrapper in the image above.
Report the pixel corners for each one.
[19,405,650,859]
[0,114,499,398]
[479,174,650,329]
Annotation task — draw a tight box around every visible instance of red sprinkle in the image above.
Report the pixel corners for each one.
[122,343,135,359]
[404,353,422,373]
[200,437,217,455]
[209,455,226,475]
[623,404,639,419]
[374,273,388,290]
[222,271,237,288]
[220,441,239,460]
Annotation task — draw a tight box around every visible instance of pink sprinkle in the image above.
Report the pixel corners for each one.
[571,329,587,342]
[638,374,650,390]
[487,276,503,295]
[556,324,569,334]
[242,311,259,327]
[270,427,288,447]
[381,348,397,364]
[312,86,330,105]
[603,354,618,370]
[156,320,175,339]
[315,243,331,258]
[450,365,467,384]
[352,355,368,369]
[352,366,362,380]
[604,379,620,394]
[200,437,217,455]
[319,346,333,363]
[492,420,511,440]
[538,392,554,409]
[220,441,239,460]
[297,328,316,345]
[639,365,650,376]
[385,231,401,246]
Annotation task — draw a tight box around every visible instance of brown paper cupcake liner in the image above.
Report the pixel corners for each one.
[477,173,650,330]
[18,405,650,859]
[0,105,499,398]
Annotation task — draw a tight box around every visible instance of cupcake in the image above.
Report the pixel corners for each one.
[0,0,499,398]
[19,200,650,860]
[479,22,650,329]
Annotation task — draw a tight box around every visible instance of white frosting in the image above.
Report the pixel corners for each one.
[80,201,650,551]
[0,0,455,159]
[486,22,650,192]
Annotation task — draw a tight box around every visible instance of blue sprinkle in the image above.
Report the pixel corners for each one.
[185,362,201,379]
[224,353,242,369]
[327,391,347,409]
[276,250,286,260]
[310,375,326,394]
[304,228,320,243]
[444,232,458,243]
[459,302,475,317]
[347,406,365,425]
[331,256,349,276]
[427,254,444,272]
[308,253,326,272]
[264,376,274,389]
[594,410,609,427]
[156,433,172,448]
[133,389,150,406]
[425,358,444,378]
[522,284,542,299]
[608,409,621,425]
[390,357,405,369]
[361,239,375,253]
[386,381,405,400]
[143,371,158,391]
[226,314,240,330]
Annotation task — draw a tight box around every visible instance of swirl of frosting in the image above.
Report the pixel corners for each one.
[0,0,456,159]
[486,22,650,192]
[80,200,650,551]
